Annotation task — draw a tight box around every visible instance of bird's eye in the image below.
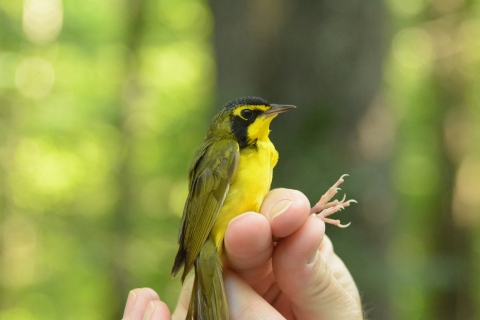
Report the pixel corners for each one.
[241,109,253,120]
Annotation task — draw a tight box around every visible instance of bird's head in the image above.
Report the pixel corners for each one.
[208,96,296,148]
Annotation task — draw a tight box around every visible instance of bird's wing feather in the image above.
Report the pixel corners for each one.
[172,139,239,281]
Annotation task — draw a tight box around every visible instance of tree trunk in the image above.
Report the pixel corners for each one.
[212,0,390,318]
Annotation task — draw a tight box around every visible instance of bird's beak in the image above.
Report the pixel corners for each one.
[264,104,296,116]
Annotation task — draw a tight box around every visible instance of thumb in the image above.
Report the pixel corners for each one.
[224,270,285,320]
[272,216,362,320]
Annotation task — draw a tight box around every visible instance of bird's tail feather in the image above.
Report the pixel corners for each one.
[186,238,229,320]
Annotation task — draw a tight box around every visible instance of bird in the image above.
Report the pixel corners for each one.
[171,96,296,319]
[171,96,356,319]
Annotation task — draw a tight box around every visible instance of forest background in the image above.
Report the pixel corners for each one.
[1,0,480,319]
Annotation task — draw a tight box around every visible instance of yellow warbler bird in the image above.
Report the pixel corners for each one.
[171,96,295,319]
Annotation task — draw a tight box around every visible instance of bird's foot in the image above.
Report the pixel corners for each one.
[310,174,356,228]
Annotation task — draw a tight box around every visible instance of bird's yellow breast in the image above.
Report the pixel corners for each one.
[210,138,278,252]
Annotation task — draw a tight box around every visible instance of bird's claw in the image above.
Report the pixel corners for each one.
[310,174,356,228]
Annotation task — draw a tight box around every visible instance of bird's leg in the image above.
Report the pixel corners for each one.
[310,174,357,228]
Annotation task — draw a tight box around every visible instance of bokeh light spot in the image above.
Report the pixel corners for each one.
[23,0,63,45]
[386,0,427,16]
[15,57,55,99]
[392,27,434,71]
[459,19,480,67]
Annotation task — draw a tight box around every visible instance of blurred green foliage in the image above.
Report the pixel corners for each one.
[385,1,480,318]
[0,0,214,318]
[1,0,480,319]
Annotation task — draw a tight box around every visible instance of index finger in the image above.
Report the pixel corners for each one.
[260,188,311,238]
[224,189,311,287]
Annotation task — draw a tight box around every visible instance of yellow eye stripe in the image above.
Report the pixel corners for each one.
[232,105,270,119]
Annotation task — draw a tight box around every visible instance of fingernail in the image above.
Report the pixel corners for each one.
[268,199,293,220]
[228,212,256,227]
[142,301,155,320]
[124,290,137,316]
[144,287,158,300]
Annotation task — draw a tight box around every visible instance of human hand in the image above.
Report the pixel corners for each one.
[122,288,171,320]
[123,188,362,320]
[174,188,363,320]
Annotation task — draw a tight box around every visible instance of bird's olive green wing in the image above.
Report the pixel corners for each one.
[172,139,239,282]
